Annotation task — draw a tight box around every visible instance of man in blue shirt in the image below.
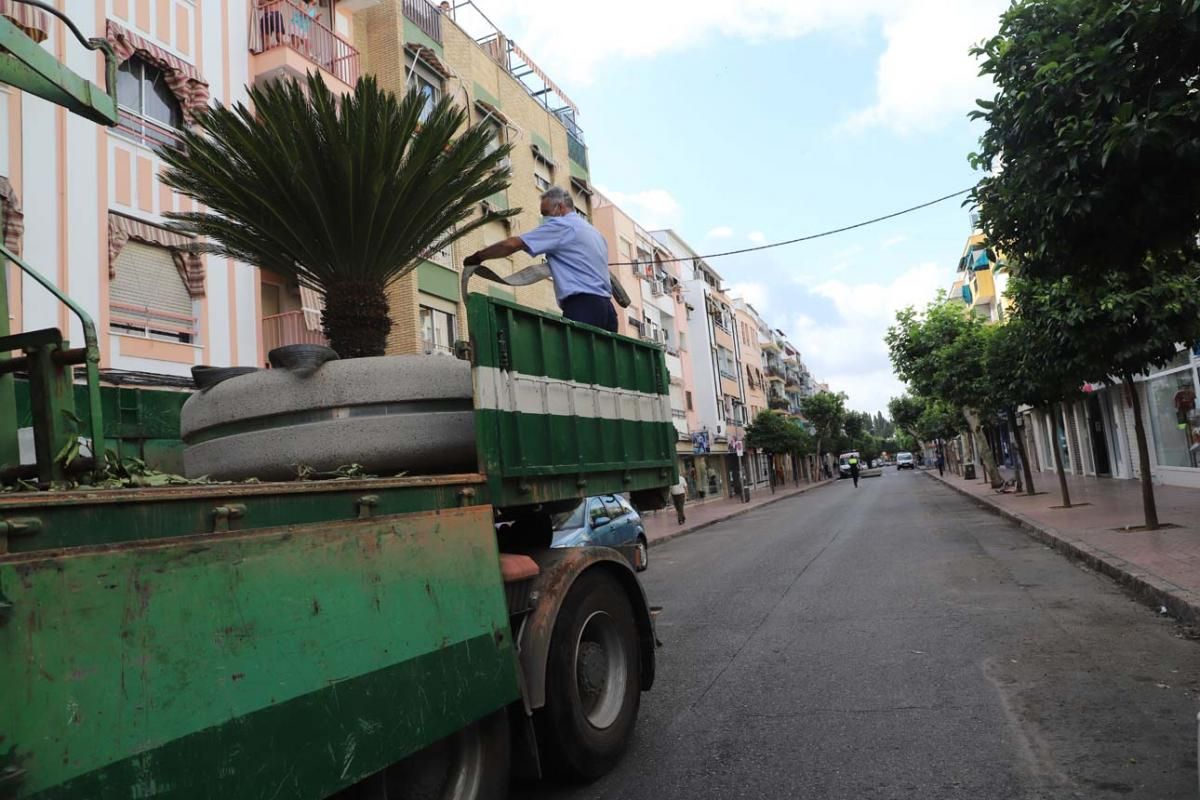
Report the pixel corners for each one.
[463,186,617,331]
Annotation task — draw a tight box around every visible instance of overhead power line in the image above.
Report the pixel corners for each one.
[608,187,974,268]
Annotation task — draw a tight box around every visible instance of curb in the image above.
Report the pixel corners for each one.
[925,471,1200,626]
[647,479,836,549]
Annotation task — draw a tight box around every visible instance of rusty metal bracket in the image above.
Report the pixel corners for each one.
[210,504,246,533]
[457,487,476,507]
[0,516,42,553]
[356,495,379,519]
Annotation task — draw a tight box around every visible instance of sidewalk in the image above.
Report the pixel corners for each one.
[926,467,1200,624]
[641,479,835,547]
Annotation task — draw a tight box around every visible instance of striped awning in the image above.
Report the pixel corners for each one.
[108,211,205,296]
[405,42,452,79]
[106,20,210,124]
[0,0,50,44]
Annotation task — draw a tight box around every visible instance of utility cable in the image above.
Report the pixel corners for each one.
[608,187,973,268]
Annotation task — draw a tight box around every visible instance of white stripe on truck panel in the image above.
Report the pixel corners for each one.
[474,366,671,424]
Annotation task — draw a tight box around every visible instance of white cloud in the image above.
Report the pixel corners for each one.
[457,1,1005,132]
[706,225,735,239]
[882,234,908,248]
[729,281,770,312]
[842,0,1007,134]
[784,261,946,413]
[747,231,767,244]
[597,187,684,231]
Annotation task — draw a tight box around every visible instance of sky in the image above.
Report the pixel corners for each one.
[462,0,1009,415]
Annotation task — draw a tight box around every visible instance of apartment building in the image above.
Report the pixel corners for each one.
[733,299,772,487]
[0,0,302,380]
[591,192,693,448]
[653,229,750,499]
[353,0,593,356]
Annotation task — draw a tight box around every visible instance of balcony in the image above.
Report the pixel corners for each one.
[402,0,442,44]
[262,310,328,359]
[250,1,360,92]
[766,364,785,383]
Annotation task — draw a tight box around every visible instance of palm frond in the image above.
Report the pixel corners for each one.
[160,72,516,296]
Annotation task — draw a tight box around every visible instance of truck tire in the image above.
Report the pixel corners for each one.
[351,709,510,800]
[538,569,641,782]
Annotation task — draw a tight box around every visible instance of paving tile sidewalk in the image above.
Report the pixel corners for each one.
[926,467,1200,624]
[640,479,835,547]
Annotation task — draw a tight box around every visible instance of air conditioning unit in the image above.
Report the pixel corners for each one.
[651,280,664,296]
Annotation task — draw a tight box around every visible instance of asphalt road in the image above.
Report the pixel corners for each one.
[516,469,1200,799]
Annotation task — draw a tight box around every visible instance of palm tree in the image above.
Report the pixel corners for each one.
[160,72,516,358]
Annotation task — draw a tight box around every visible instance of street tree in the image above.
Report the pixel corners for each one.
[1007,268,1200,527]
[886,300,1003,487]
[162,74,515,358]
[888,395,925,442]
[970,0,1200,281]
[967,0,1200,526]
[799,391,846,467]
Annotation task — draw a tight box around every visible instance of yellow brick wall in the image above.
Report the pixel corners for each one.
[355,2,590,354]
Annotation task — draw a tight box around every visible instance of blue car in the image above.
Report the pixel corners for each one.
[550,494,649,572]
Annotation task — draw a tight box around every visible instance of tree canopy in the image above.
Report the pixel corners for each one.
[799,391,846,457]
[970,0,1200,279]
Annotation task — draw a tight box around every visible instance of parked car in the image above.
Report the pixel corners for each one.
[550,494,649,571]
[896,452,915,470]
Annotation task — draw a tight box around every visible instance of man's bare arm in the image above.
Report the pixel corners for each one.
[463,237,529,266]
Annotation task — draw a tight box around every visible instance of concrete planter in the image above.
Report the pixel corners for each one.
[181,355,476,481]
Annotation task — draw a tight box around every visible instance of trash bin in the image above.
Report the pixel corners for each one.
[963,464,977,480]
[742,487,751,503]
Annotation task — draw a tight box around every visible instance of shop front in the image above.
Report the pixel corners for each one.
[1140,346,1200,487]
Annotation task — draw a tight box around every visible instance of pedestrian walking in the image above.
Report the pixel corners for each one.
[670,473,687,524]
[464,186,617,331]
[937,450,945,476]
[848,453,860,488]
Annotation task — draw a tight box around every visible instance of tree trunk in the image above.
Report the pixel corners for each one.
[1124,373,1159,530]
[1008,406,1035,495]
[321,280,392,359]
[1052,402,1071,507]
[963,407,1002,487]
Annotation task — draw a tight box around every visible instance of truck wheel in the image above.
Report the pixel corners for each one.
[355,709,510,800]
[538,569,641,782]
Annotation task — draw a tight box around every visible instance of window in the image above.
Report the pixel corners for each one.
[601,496,625,520]
[408,61,442,123]
[588,497,610,526]
[685,391,693,411]
[419,305,457,354]
[1146,367,1200,468]
[717,346,737,379]
[109,241,195,344]
[534,160,552,192]
[482,116,504,158]
[116,56,183,146]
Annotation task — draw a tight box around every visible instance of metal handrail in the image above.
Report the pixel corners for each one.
[0,244,104,468]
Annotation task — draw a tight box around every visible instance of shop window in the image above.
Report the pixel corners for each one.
[1146,368,1200,468]
[109,241,196,344]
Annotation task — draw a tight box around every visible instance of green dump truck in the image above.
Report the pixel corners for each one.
[0,11,673,799]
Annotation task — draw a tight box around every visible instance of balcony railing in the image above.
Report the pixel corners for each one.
[262,310,328,358]
[250,0,360,86]
[403,0,443,44]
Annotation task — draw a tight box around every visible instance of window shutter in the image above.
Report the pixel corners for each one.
[110,241,193,324]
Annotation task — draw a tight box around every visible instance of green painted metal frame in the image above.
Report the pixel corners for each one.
[468,294,676,508]
[0,245,105,483]
[0,472,491,555]
[0,3,118,484]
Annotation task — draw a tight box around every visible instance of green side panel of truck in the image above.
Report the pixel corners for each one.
[0,503,519,799]
[468,295,677,507]
[12,378,189,472]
